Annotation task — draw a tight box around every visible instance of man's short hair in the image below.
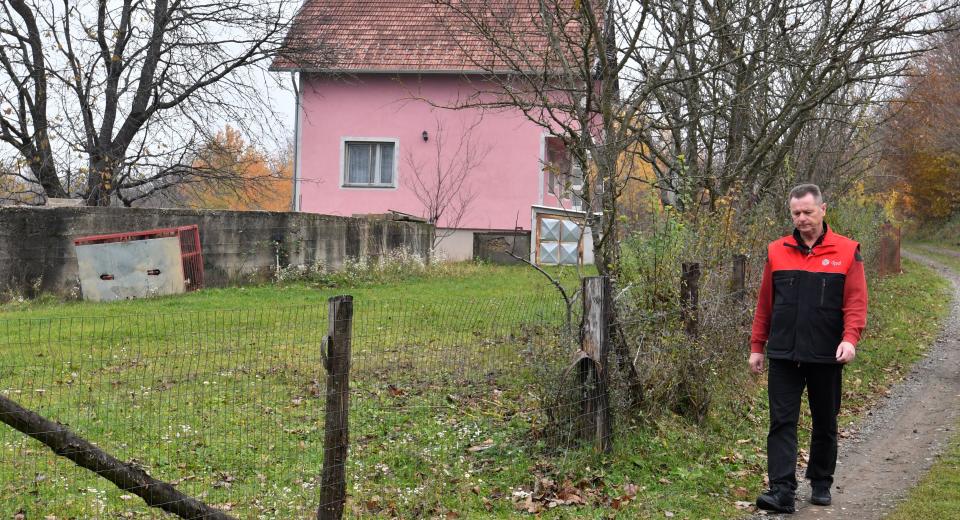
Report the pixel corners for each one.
[789,184,823,204]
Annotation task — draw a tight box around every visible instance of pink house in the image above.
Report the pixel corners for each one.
[271,0,593,264]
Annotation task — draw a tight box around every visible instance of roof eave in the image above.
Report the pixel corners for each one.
[268,66,542,75]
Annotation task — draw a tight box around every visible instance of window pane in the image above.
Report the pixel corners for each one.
[347,143,373,184]
[379,143,394,185]
[544,136,571,195]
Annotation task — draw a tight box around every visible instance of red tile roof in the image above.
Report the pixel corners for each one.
[271,0,575,73]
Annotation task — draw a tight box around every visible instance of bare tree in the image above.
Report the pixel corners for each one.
[0,0,65,198]
[436,0,660,277]
[430,0,954,415]
[403,115,489,250]
[636,0,954,209]
[0,0,330,206]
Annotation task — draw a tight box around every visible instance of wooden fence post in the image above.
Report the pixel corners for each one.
[680,263,700,336]
[318,295,353,520]
[731,254,746,303]
[878,223,902,276]
[580,276,612,453]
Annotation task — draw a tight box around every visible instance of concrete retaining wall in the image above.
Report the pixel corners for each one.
[0,206,433,297]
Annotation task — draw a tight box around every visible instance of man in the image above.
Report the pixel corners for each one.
[749,184,868,514]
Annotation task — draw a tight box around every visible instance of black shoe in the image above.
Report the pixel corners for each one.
[810,485,831,506]
[757,489,796,514]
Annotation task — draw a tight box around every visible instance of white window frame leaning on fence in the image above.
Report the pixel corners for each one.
[340,137,399,189]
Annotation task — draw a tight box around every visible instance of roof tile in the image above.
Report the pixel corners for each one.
[271,0,568,73]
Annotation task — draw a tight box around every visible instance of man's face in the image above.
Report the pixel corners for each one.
[789,194,826,235]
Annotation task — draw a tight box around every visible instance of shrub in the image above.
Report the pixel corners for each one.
[274,248,430,287]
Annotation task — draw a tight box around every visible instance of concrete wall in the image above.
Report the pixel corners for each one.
[473,231,532,265]
[0,206,433,297]
[433,228,475,262]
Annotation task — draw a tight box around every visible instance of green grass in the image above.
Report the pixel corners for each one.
[885,422,960,519]
[0,258,951,519]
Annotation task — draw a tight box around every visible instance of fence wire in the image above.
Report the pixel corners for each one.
[1,254,761,518]
[0,307,326,518]
[0,292,581,518]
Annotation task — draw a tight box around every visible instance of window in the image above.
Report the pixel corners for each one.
[344,141,396,187]
[543,136,584,210]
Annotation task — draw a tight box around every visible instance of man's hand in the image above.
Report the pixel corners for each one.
[836,341,856,363]
[749,352,765,374]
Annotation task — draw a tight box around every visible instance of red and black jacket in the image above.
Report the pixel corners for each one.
[751,223,868,364]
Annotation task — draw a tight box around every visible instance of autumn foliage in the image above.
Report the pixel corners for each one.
[883,27,960,222]
[176,126,293,211]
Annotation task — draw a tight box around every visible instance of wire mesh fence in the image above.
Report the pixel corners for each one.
[0,291,578,518]
[0,253,762,518]
[0,306,328,518]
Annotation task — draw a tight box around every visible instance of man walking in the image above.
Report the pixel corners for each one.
[749,184,868,513]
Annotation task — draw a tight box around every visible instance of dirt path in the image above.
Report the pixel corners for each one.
[913,243,960,259]
[757,249,960,519]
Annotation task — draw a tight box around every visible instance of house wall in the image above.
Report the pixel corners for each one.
[297,73,551,231]
[0,206,432,298]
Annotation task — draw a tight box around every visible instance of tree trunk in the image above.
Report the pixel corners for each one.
[87,154,116,206]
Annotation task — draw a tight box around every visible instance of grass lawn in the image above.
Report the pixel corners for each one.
[0,257,951,519]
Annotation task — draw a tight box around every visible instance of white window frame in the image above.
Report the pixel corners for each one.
[340,137,399,189]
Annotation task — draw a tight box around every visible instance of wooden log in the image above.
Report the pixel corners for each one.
[318,295,353,520]
[580,276,612,453]
[0,395,235,520]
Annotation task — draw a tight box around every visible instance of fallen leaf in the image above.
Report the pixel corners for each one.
[467,439,495,452]
[556,481,584,505]
[445,512,460,519]
[364,496,381,511]
[482,498,493,511]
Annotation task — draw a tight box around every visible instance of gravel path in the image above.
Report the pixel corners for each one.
[752,249,960,519]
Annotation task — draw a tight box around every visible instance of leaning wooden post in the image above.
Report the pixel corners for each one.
[580,276,612,453]
[318,295,353,520]
[731,254,746,303]
[878,223,902,276]
[680,263,700,336]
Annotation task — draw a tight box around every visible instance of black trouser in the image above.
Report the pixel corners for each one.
[767,358,843,494]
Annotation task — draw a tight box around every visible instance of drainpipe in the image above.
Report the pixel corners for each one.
[291,72,303,212]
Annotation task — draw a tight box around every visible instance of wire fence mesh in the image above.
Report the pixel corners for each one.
[0,306,327,517]
[0,254,761,518]
[0,291,579,518]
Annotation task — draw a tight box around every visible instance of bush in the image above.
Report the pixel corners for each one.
[828,197,888,272]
